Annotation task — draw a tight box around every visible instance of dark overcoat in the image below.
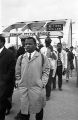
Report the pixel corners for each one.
[0,47,16,101]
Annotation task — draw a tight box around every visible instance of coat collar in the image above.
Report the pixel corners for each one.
[24,51,40,62]
[0,46,4,53]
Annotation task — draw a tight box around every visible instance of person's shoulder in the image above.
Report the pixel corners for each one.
[17,46,24,51]
[61,49,66,54]
[40,46,47,53]
[62,49,66,53]
[4,47,12,54]
[38,51,45,57]
[4,47,15,59]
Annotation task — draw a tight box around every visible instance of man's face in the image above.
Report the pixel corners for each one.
[25,38,36,53]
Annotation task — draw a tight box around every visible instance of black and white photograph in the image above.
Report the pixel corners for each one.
[0,0,78,120]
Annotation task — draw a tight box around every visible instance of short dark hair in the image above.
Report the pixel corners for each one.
[21,38,25,41]
[0,34,5,44]
[26,37,36,45]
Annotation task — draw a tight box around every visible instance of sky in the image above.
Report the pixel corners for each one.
[1,0,78,46]
[1,0,78,26]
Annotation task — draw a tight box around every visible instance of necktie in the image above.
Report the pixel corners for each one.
[29,53,31,60]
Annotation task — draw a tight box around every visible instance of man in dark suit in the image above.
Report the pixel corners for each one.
[0,34,16,120]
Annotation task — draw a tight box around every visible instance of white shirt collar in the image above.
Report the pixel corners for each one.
[27,50,36,58]
[0,47,4,53]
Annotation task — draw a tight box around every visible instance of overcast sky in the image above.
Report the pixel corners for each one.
[1,0,78,46]
[1,0,78,27]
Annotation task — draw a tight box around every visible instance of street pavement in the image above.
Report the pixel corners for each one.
[5,70,78,120]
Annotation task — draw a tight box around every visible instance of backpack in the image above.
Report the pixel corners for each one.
[20,53,44,67]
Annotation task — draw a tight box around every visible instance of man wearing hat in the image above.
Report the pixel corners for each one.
[15,36,50,120]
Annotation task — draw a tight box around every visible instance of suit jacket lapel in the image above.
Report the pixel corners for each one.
[29,51,39,62]
[24,51,39,62]
[0,47,6,57]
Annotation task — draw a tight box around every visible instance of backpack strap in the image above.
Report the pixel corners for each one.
[41,53,44,67]
[20,54,24,66]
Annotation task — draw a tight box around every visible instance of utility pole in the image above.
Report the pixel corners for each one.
[70,19,72,47]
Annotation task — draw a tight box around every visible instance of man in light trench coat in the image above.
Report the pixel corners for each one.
[15,36,50,120]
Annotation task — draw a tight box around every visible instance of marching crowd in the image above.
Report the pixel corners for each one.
[0,34,75,120]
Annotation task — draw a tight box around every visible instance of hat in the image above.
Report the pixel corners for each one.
[19,29,36,39]
[19,32,39,44]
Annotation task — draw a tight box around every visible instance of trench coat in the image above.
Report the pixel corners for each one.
[15,51,50,114]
